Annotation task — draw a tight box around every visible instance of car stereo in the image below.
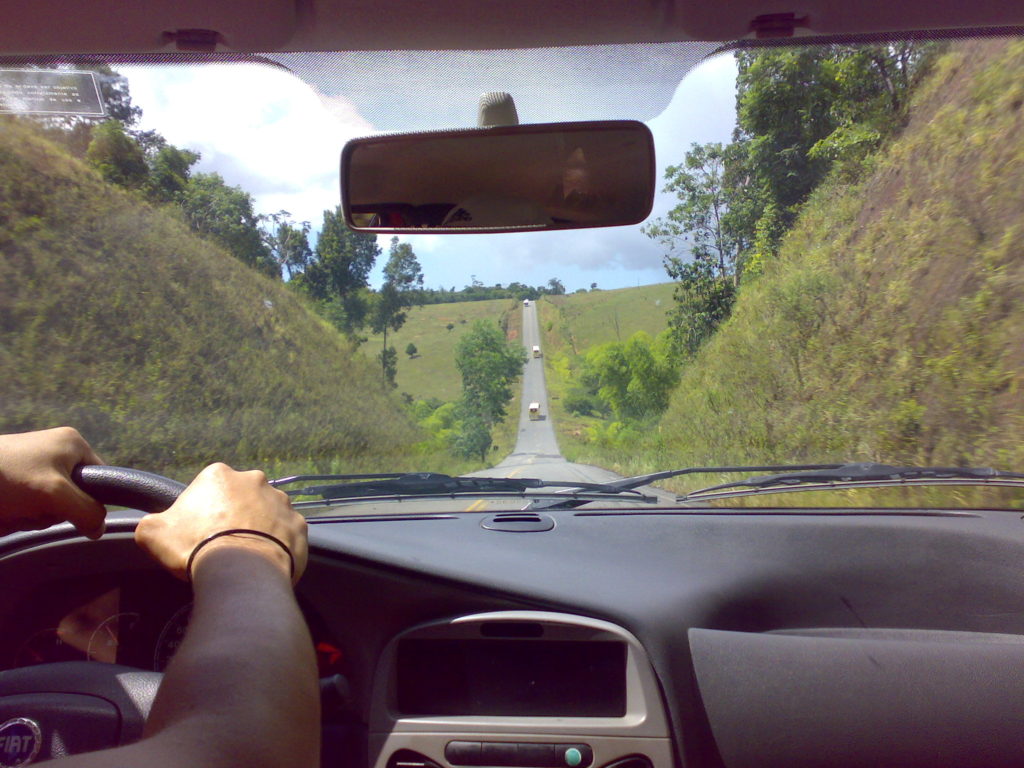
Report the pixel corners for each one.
[395,638,626,718]
[370,611,673,768]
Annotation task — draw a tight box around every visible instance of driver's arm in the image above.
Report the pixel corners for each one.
[38,462,321,768]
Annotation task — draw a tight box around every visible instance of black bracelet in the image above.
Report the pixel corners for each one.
[186,528,295,583]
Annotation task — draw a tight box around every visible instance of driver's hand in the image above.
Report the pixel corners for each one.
[135,463,307,585]
[0,427,106,539]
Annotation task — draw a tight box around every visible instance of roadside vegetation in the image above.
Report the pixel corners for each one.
[535,285,676,455]
[10,43,1021,493]
[0,116,484,479]
[553,39,1024,503]
[2,66,533,477]
[374,304,526,464]
[655,40,1024,473]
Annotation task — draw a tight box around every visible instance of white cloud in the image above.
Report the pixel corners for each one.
[123,62,369,226]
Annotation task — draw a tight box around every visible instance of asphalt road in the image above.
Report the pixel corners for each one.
[320,302,672,517]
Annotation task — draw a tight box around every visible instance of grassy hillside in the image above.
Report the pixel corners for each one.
[539,283,675,355]
[0,117,455,479]
[573,39,1024,494]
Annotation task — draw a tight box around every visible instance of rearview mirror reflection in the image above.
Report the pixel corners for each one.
[341,121,655,233]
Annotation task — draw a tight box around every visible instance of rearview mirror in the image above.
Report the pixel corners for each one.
[341,120,655,233]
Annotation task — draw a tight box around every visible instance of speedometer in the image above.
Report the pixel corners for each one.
[153,603,191,672]
[87,611,141,663]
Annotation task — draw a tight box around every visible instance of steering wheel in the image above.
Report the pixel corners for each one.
[0,466,185,763]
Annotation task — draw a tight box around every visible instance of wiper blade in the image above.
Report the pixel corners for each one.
[528,464,844,511]
[682,462,1024,501]
[273,472,649,501]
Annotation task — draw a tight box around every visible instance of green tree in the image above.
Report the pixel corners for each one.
[644,142,743,355]
[736,48,843,223]
[378,346,398,388]
[644,142,746,282]
[130,128,168,159]
[85,120,148,189]
[664,257,736,357]
[647,44,938,357]
[582,331,679,421]
[451,410,493,462]
[299,207,380,332]
[180,172,277,277]
[405,343,418,358]
[734,43,937,252]
[370,237,423,383]
[91,65,142,126]
[454,320,527,425]
[145,144,200,203]
[262,212,312,280]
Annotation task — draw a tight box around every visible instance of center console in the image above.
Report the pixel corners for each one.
[369,612,673,768]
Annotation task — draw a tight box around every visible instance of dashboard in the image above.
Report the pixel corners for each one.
[7,505,1024,768]
[0,568,348,678]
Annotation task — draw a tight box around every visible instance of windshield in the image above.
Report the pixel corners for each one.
[1,39,1022,510]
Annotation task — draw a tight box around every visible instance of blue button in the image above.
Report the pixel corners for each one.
[564,748,582,767]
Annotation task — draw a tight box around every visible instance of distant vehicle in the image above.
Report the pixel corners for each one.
[532,345,542,358]
[523,299,530,306]
[528,402,541,420]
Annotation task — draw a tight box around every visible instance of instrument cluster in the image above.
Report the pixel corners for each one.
[1,571,345,677]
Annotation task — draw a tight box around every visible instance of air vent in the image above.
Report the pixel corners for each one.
[480,512,555,532]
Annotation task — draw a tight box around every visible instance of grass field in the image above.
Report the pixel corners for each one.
[361,298,521,402]
[540,283,675,354]
[360,298,525,463]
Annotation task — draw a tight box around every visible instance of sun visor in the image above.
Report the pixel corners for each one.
[0,0,296,54]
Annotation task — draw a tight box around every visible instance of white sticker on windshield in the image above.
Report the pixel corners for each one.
[0,69,104,116]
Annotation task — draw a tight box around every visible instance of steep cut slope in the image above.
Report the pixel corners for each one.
[656,39,1024,471]
[0,118,421,476]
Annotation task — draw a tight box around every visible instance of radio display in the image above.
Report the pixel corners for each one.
[396,639,627,717]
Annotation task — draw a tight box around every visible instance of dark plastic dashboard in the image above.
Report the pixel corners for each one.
[5,504,1024,768]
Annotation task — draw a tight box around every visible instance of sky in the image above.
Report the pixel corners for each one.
[123,49,737,292]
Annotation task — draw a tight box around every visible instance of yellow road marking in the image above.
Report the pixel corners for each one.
[465,499,487,512]
[506,468,522,478]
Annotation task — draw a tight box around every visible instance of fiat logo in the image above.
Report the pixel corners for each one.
[0,719,42,768]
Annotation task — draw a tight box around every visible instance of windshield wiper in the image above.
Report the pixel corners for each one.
[272,472,651,502]
[276,462,1011,510]
[681,462,1024,502]
[526,464,845,510]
